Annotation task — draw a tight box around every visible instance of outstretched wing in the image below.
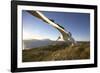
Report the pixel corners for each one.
[27,10,76,44]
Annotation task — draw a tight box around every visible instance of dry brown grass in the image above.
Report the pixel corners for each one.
[22,41,90,62]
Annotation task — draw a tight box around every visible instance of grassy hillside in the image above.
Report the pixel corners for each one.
[22,41,90,62]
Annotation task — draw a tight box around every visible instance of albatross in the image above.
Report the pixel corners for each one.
[27,11,77,46]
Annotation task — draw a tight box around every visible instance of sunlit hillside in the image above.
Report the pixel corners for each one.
[22,41,90,62]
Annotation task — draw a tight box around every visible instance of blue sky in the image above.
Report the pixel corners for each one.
[22,10,90,41]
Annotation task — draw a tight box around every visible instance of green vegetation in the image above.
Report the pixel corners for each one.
[22,41,90,62]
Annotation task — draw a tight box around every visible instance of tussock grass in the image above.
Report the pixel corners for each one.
[22,41,90,62]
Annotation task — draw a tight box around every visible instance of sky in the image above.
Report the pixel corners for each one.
[22,10,90,41]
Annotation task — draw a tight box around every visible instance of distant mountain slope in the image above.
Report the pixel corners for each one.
[23,39,53,49]
[23,39,73,49]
